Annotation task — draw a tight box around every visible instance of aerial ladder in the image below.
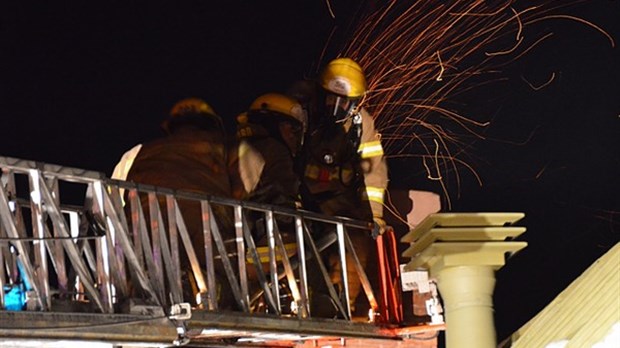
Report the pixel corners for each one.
[0,156,443,348]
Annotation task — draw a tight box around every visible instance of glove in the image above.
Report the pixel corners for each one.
[371,216,387,240]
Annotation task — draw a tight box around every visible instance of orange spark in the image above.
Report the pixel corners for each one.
[330,0,615,205]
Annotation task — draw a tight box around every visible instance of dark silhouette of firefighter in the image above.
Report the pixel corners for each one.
[230,93,305,212]
[229,93,305,308]
[291,58,388,317]
[112,98,236,309]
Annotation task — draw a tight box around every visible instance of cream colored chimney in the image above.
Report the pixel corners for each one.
[402,213,527,348]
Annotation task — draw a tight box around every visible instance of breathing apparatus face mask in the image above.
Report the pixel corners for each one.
[324,92,359,123]
[279,119,304,154]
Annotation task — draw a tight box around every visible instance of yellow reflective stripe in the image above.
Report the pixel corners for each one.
[238,141,251,158]
[247,243,297,264]
[305,164,353,182]
[305,164,320,179]
[111,144,143,181]
[358,140,384,158]
[111,144,143,206]
[362,186,385,203]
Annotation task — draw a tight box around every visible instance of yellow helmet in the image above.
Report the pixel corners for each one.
[319,58,367,98]
[248,93,306,125]
[170,98,217,118]
[163,98,222,134]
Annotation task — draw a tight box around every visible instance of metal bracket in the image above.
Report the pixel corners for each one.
[169,302,192,320]
[426,282,444,325]
[172,321,190,346]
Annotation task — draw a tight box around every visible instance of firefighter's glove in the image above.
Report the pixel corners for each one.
[371,217,387,240]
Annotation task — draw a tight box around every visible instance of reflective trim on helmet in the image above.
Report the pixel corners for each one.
[236,125,254,139]
[362,186,385,203]
[359,140,384,158]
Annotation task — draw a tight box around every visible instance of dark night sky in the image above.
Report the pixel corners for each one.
[1,0,618,341]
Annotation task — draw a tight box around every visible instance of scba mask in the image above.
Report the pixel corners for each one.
[324,92,360,123]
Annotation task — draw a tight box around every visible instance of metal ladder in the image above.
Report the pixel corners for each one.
[0,155,379,320]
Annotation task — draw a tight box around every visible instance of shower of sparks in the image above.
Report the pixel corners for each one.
[337,0,614,208]
[325,0,335,19]
[522,72,556,91]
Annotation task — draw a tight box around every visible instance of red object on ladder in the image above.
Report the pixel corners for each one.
[376,227,403,324]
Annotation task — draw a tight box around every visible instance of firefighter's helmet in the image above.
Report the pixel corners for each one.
[318,58,367,122]
[319,58,367,98]
[163,98,222,134]
[245,93,306,152]
[170,98,217,118]
[248,93,305,126]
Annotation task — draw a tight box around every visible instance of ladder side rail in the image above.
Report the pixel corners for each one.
[240,206,280,314]
[200,200,217,310]
[27,169,51,310]
[165,189,370,233]
[0,156,105,184]
[115,186,371,236]
[0,177,45,310]
[147,192,167,304]
[34,171,107,312]
[165,194,182,305]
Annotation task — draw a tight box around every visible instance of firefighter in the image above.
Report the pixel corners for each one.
[228,93,305,312]
[293,58,388,317]
[230,93,305,209]
[112,98,236,309]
